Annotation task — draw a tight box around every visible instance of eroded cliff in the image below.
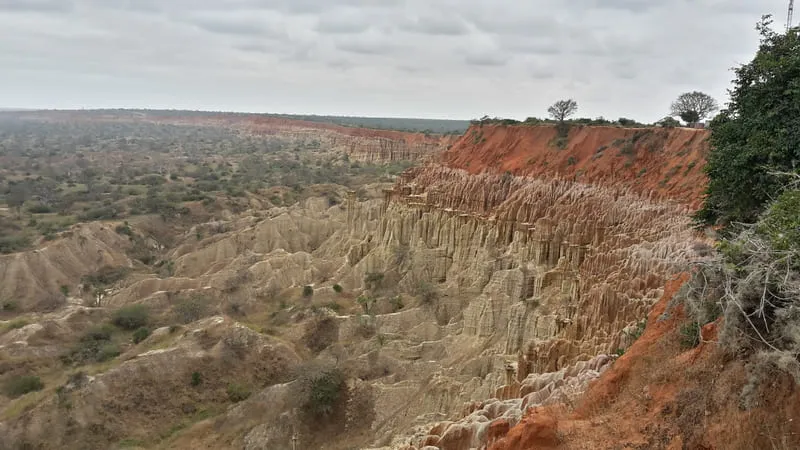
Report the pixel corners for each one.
[444,124,708,208]
[357,159,703,448]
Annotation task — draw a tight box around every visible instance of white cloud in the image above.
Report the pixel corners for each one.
[0,0,789,120]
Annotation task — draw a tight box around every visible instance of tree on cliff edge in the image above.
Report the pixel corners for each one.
[698,16,800,228]
[547,99,578,123]
[670,91,718,126]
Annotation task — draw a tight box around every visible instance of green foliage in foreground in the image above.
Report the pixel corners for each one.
[699,18,800,228]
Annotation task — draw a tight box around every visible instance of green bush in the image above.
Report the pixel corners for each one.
[97,343,121,362]
[115,222,133,236]
[302,285,314,297]
[132,327,150,344]
[226,383,251,402]
[63,324,118,365]
[699,19,800,227]
[357,296,375,315]
[82,324,116,342]
[389,296,404,312]
[1,300,19,312]
[302,367,345,419]
[0,235,32,254]
[172,296,209,324]
[680,321,701,349]
[81,266,130,288]
[332,284,343,293]
[364,272,384,291]
[191,371,202,386]
[27,203,54,214]
[78,206,121,221]
[112,305,149,330]
[3,375,44,398]
[757,189,800,252]
[4,319,28,331]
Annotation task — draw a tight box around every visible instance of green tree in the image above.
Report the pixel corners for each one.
[670,91,718,125]
[698,17,800,227]
[547,99,578,122]
[6,182,30,218]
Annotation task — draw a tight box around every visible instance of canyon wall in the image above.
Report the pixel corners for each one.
[355,125,709,448]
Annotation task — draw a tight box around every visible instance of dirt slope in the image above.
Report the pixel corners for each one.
[490,276,800,450]
[443,124,709,208]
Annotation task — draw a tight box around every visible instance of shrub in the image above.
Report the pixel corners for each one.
[132,327,150,344]
[81,266,130,288]
[413,279,438,306]
[1,300,19,312]
[5,319,28,331]
[302,285,314,297]
[60,285,70,296]
[97,343,121,362]
[27,203,53,214]
[332,284,343,293]
[112,305,149,330]
[680,321,701,349]
[356,296,375,315]
[190,371,202,386]
[82,324,116,342]
[172,296,209,324]
[78,206,120,221]
[355,314,376,338]
[226,383,251,402]
[389,296,404,312]
[756,189,800,252]
[298,366,346,420]
[0,235,32,254]
[364,272,384,291]
[657,116,681,128]
[619,141,635,156]
[303,315,339,353]
[115,222,133,236]
[3,375,44,398]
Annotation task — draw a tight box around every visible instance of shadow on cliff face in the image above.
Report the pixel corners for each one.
[490,275,800,450]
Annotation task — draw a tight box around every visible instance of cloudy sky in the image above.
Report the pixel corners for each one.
[0,0,790,121]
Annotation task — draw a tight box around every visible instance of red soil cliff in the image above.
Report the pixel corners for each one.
[443,124,709,208]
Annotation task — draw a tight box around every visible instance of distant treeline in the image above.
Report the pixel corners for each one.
[470,115,655,128]
[5,109,471,135]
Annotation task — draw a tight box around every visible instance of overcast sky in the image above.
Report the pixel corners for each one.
[0,0,790,121]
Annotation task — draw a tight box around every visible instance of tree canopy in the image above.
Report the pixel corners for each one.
[698,17,800,227]
[670,91,718,125]
[547,99,578,122]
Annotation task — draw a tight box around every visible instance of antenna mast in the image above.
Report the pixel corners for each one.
[789,0,795,31]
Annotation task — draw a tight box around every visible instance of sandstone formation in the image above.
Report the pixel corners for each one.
[0,222,132,311]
